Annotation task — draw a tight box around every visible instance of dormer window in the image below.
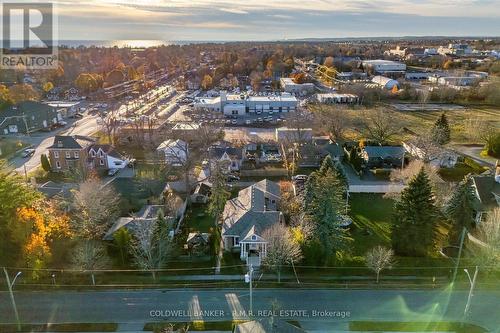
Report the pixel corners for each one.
[251,235,257,241]
[90,150,95,157]
[57,141,63,148]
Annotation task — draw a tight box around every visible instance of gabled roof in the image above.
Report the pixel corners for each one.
[364,146,405,159]
[88,144,125,160]
[49,135,95,149]
[222,179,281,239]
[472,175,500,210]
[2,101,55,118]
[156,139,187,151]
[209,146,243,160]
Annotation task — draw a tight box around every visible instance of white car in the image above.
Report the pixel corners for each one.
[22,148,35,158]
[245,119,252,125]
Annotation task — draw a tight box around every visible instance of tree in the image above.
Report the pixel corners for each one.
[464,118,498,157]
[262,224,302,282]
[444,176,477,243]
[114,228,132,266]
[42,82,54,93]
[363,109,402,145]
[323,56,335,68]
[8,84,40,104]
[201,75,213,90]
[431,113,451,145]
[71,239,111,270]
[304,168,351,261]
[311,104,350,141]
[392,168,440,257]
[40,153,51,172]
[365,246,395,283]
[207,163,230,220]
[130,212,172,280]
[470,208,500,272]
[71,175,121,240]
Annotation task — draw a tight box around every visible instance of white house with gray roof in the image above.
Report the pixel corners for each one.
[221,179,282,266]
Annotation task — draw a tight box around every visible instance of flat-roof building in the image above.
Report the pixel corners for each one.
[194,92,298,116]
[279,77,315,95]
[316,93,359,104]
[362,60,406,77]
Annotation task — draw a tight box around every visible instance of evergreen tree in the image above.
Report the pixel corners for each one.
[113,228,131,266]
[319,155,335,175]
[431,113,451,145]
[40,153,51,172]
[392,167,439,257]
[444,176,477,243]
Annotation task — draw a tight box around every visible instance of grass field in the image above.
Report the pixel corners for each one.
[0,137,29,159]
[334,105,500,144]
[349,193,395,255]
[183,204,216,233]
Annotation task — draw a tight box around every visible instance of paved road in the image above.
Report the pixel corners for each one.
[0,288,499,331]
[11,115,99,175]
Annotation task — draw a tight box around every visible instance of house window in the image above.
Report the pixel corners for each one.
[90,151,95,157]
[65,152,70,158]
[234,237,240,246]
[54,151,59,158]
[251,235,257,241]
[56,161,61,169]
[99,159,104,166]
[99,151,104,157]
[74,151,79,158]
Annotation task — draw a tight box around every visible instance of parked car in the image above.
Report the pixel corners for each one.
[227,174,240,182]
[245,119,252,125]
[127,158,136,168]
[108,168,119,176]
[292,174,308,182]
[22,148,35,158]
[231,120,238,125]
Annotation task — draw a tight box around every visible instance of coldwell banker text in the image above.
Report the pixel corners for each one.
[149,309,351,319]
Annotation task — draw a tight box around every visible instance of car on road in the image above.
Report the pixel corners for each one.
[231,119,238,125]
[108,168,119,176]
[22,148,35,158]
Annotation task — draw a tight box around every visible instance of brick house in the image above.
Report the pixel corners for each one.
[48,135,95,172]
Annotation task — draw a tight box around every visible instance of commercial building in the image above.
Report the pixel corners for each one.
[372,76,400,90]
[438,44,473,56]
[194,92,297,116]
[0,101,61,134]
[315,93,359,104]
[279,77,315,95]
[362,60,406,77]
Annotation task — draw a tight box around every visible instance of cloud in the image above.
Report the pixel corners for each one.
[47,0,500,40]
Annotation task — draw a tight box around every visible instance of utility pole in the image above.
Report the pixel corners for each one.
[3,268,22,331]
[452,227,468,283]
[245,265,253,316]
[463,266,479,319]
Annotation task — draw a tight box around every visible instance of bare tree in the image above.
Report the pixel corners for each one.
[71,240,111,270]
[365,246,395,283]
[71,175,121,239]
[464,118,497,147]
[262,223,302,282]
[130,213,172,280]
[311,103,350,142]
[362,108,403,144]
[406,135,445,164]
[99,108,121,145]
[471,208,500,272]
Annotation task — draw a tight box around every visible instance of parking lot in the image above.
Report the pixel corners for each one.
[184,108,289,127]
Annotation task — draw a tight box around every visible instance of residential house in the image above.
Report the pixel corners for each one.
[221,179,283,267]
[87,144,128,170]
[403,141,458,168]
[48,135,95,172]
[471,163,500,223]
[208,145,243,172]
[156,139,188,166]
[260,144,282,163]
[361,146,405,169]
[190,182,212,204]
[1,101,61,134]
[104,205,170,241]
[185,232,211,255]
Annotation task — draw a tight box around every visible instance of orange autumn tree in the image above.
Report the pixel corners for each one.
[16,200,72,275]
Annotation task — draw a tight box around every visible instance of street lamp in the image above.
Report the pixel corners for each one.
[3,268,22,331]
[463,266,479,319]
[244,265,254,316]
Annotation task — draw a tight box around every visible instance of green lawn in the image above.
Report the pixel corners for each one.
[183,204,216,233]
[349,321,487,333]
[438,161,488,182]
[349,193,395,255]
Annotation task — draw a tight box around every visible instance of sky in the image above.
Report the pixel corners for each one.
[41,0,500,40]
